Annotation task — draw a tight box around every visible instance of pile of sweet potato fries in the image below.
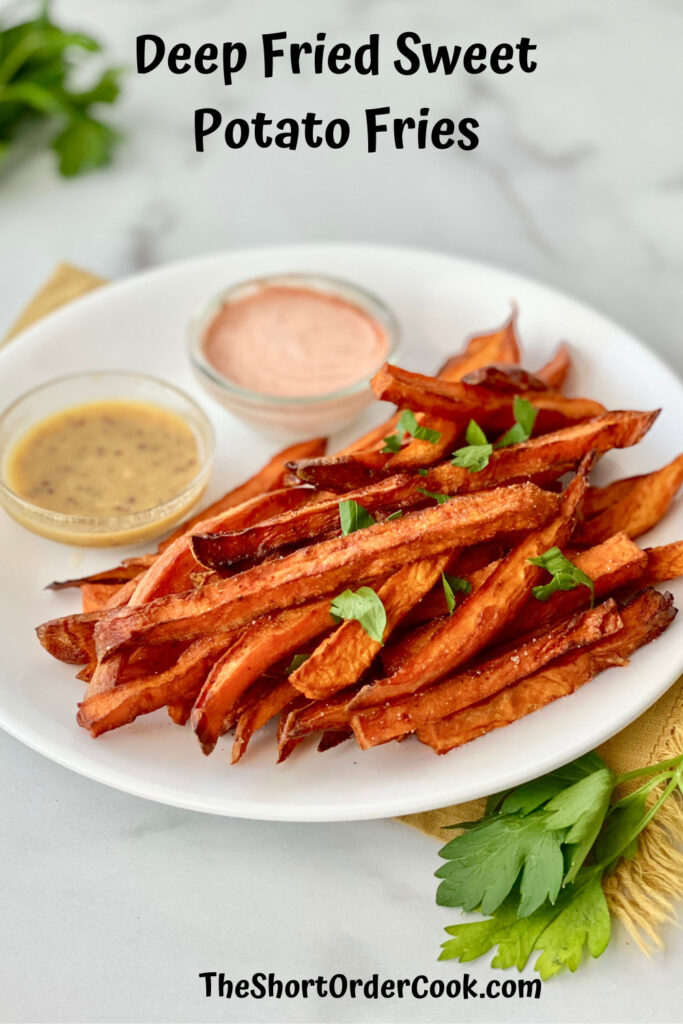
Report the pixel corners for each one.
[37,315,683,763]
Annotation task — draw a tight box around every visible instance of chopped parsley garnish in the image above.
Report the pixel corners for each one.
[381,410,442,453]
[339,499,376,535]
[451,397,538,472]
[441,572,472,613]
[330,587,387,644]
[528,547,595,606]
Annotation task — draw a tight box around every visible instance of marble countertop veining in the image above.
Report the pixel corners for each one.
[1,2,682,1022]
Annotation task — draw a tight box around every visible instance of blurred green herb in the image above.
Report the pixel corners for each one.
[0,2,121,176]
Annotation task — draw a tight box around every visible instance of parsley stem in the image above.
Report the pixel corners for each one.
[614,753,683,786]
[597,766,683,873]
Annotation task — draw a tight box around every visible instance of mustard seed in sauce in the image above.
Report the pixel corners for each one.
[6,399,200,517]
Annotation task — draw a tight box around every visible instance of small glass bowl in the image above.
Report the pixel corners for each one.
[0,372,215,547]
[187,272,400,438]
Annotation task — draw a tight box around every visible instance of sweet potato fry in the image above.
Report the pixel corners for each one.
[351,599,622,748]
[317,729,353,753]
[129,486,319,605]
[80,583,119,613]
[280,688,359,748]
[535,344,571,391]
[417,588,676,754]
[575,454,683,545]
[158,436,327,550]
[191,598,335,754]
[642,541,683,585]
[96,483,559,659]
[460,365,549,393]
[290,409,658,494]
[372,364,606,434]
[435,314,521,381]
[48,562,150,591]
[288,554,451,700]
[77,634,235,737]
[351,463,590,708]
[36,610,101,665]
[231,680,299,764]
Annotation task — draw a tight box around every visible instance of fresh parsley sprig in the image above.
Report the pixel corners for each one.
[528,547,595,607]
[437,751,683,979]
[381,410,442,454]
[451,397,537,472]
[0,3,122,176]
[339,499,401,536]
[441,572,472,613]
[330,586,387,643]
[418,486,451,505]
[286,653,311,674]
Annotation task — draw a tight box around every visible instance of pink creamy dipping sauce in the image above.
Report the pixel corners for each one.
[202,283,390,398]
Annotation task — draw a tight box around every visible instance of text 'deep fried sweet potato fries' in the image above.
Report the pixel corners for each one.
[37,314,683,765]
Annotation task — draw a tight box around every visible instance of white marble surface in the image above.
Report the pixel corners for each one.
[1,1,682,1021]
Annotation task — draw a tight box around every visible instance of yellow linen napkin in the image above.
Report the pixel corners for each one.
[6,264,683,953]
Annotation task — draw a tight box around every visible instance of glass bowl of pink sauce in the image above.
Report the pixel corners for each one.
[187,273,400,438]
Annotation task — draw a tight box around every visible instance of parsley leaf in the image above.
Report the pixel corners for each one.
[437,813,566,917]
[451,420,494,472]
[418,486,451,505]
[0,6,121,177]
[441,572,472,614]
[381,409,442,452]
[437,751,683,979]
[494,396,538,448]
[528,547,595,607]
[339,499,376,536]
[286,653,310,674]
[417,468,429,477]
[385,510,403,522]
[330,586,387,644]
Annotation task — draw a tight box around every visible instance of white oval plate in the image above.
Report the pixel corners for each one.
[1,244,681,821]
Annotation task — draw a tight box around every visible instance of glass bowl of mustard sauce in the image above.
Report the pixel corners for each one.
[0,372,215,546]
[187,273,400,438]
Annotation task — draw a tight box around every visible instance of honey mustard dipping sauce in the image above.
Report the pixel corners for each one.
[0,375,215,547]
[8,400,200,516]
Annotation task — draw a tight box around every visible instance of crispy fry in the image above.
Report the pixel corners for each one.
[575,454,683,545]
[372,364,606,433]
[36,610,101,665]
[191,599,335,754]
[351,600,622,748]
[95,483,559,659]
[317,729,353,753]
[642,541,683,585]
[130,486,319,604]
[158,437,327,550]
[231,680,299,764]
[435,314,521,381]
[48,562,151,591]
[280,688,358,748]
[77,634,235,737]
[288,554,451,700]
[290,409,658,494]
[535,344,571,391]
[460,365,549,393]
[351,463,590,708]
[80,583,119,613]
[417,589,676,754]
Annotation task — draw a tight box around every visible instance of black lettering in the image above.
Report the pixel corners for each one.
[224,117,249,148]
[325,118,350,148]
[365,974,379,999]
[136,34,165,73]
[519,978,541,998]
[313,32,326,73]
[252,111,272,147]
[274,117,298,149]
[328,42,351,73]
[284,979,300,997]
[329,974,347,998]
[195,42,218,74]
[490,42,513,73]
[458,117,479,151]
[432,117,455,149]
[263,31,287,77]
[300,979,314,997]
[218,974,233,998]
[397,979,410,997]
[198,972,216,997]
[315,976,327,997]
[423,42,462,74]
[393,115,414,149]
[268,974,283,998]
[365,106,390,153]
[502,979,517,997]
[446,979,461,997]
[380,979,394,998]
[194,108,222,151]
[291,40,313,74]
[251,973,266,999]
[517,37,538,72]
[463,973,478,999]
[394,31,421,75]
[222,41,247,85]
[356,34,379,74]
[301,111,323,148]
[463,42,486,74]
[168,42,191,74]
[412,975,429,998]
[235,980,248,998]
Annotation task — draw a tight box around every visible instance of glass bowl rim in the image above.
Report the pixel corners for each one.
[0,370,216,531]
[187,271,400,407]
